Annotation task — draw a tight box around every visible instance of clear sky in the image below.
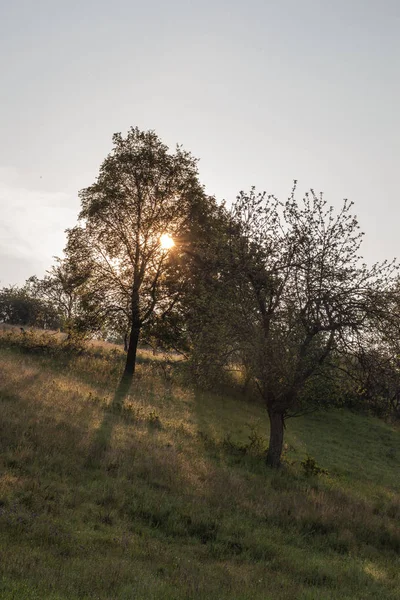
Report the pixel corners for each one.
[1,0,399,285]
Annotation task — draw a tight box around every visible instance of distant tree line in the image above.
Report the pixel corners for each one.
[2,127,400,466]
[0,280,61,330]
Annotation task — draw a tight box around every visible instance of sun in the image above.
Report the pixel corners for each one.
[160,233,175,250]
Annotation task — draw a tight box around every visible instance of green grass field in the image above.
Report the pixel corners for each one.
[0,331,399,599]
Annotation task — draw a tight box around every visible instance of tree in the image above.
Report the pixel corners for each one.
[339,281,400,419]
[66,127,206,387]
[169,198,242,385]
[228,184,397,467]
[0,283,61,329]
[27,258,89,334]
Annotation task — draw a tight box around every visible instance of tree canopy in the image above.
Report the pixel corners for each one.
[217,184,398,466]
[65,127,210,386]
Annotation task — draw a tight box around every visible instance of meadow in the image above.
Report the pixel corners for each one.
[0,329,399,599]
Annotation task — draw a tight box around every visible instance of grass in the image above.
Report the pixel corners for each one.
[0,329,399,599]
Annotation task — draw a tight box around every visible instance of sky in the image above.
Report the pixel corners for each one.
[0,0,399,285]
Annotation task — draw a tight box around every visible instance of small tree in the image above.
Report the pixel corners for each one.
[341,281,400,419]
[229,184,397,467]
[28,258,88,334]
[66,127,206,387]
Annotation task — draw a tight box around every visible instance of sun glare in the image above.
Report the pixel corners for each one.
[160,233,175,250]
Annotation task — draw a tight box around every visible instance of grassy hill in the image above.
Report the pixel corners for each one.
[0,330,399,599]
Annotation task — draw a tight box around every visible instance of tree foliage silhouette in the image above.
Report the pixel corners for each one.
[66,127,205,387]
[227,183,397,467]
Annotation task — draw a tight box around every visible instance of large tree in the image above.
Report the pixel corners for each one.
[66,127,206,386]
[228,184,397,467]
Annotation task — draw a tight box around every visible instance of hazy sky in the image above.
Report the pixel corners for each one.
[1,0,399,285]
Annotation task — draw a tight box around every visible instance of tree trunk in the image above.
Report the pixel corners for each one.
[123,324,140,381]
[266,409,284,468]
[113,325,140,409]
[115,280,142,405]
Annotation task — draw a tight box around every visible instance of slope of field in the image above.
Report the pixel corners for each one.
[0,334,399,599]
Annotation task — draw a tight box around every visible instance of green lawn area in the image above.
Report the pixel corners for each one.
[0,337,399,599]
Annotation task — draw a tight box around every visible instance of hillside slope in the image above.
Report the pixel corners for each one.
[0,340,399,600]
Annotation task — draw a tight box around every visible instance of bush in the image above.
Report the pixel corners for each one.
[301,455,328,477]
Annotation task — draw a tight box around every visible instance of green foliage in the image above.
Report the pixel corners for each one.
[0,283,62,329]
[197,183,399,466]
[338,347,400,420]
[300,455,329,477]
[27,258,90,333]
[223,424,268,456]
[65,126,212,379]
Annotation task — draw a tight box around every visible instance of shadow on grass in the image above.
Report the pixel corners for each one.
[86,376,133,467]
[191,387,272,476]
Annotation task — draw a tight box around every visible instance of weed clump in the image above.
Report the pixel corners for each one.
[300,455,328,477]
[147,410,162,429]
[223,424,267,456]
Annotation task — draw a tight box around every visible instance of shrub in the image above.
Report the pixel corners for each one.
[301,455,328,477]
